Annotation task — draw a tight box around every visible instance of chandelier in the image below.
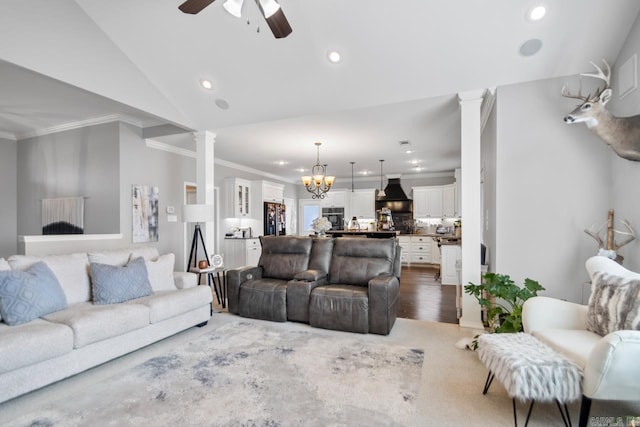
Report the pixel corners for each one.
[301,142,335,199]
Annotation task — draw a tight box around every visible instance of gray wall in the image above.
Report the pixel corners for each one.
[0,138,17,257]
[16,122,120,235]
[610,13,640,272]
[119,123,196,268]
[481,104,497,268]
[493,76,611,302]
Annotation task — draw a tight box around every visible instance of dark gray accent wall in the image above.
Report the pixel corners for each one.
[0,138,17,257]
[16,122,120,235]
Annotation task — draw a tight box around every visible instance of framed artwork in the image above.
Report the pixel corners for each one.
[132,185,159,243]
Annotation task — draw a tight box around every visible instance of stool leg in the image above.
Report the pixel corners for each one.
[523,400,535,427]
[555,400,572,427]
[513,399,518,427]
[482,371,495,395]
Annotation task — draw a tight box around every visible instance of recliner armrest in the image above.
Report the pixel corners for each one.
[368,274,400,335]
[293,269,326,282]
[226,266,263,314]
[522,296,588,333]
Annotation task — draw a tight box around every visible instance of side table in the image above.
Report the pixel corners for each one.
[189,266,226,309]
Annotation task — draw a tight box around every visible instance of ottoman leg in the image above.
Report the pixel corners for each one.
[482,371,495,395]
[578,396,592,427]
[555,400,572,427]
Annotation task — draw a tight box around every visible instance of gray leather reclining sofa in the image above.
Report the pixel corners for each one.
[226,235,401,335]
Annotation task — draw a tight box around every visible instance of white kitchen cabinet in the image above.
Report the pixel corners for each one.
[412,187,443,218]
[399,235,438,265]
[224,178,251,218]
[443,184,456,217]
[319,189,346,208]
[254,180,284,203]
[284,197,297,235]
[223,238,261,269]
[431,238,441,264]
[441,244,462,285]
[348,189,375,219]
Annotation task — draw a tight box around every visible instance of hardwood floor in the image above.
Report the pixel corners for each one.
[398,265,458,324]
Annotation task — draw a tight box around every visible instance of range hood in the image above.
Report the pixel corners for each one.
[379,178,411,201]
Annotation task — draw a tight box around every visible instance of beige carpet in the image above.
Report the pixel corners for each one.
[0,313,638,426]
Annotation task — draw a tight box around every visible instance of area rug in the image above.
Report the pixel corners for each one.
[16,320,425,427]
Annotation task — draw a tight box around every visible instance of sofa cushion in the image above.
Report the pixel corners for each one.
[42,302,150,348]
[0,262,68,326]
[587,271,640,336]
[309,285,369,333]
[145,254,177,292]
[0,318,73,374]
[238,278,288,322]
[90,257,153,305]
[127,285,212,323]
[329,238,395,286]
[8,253,91,305]
[130,246,160,261]
[88,249,132,267]
[258,236,313,280]
[532,329,602,369]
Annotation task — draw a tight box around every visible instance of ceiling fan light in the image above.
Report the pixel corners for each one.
[257,0,280,18]
[223,0,243,17]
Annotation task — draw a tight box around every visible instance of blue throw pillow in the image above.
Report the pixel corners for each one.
[90,257,153,305]
[0,262,68,326]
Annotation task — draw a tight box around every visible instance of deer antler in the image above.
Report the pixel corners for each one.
[584,222,605,248]
[562,59,611,102]
[613,219,635,250]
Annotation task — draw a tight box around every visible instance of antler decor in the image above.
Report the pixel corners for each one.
[584,209,635,264]
[562,60,640,162]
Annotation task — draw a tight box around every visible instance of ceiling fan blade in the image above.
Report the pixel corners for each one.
[264,7,292,39]
[179,0,216,14]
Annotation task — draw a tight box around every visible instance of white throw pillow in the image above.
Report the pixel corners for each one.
[88,250,132,267]
[131,247,160,262]
[145,253,177,292]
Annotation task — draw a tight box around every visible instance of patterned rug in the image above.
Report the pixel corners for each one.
[17,320,425,427]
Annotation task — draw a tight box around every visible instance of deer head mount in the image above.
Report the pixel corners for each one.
[562,60,640,161]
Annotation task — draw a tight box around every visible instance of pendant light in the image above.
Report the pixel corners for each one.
[350,161,355,192]
[378,160,386,198]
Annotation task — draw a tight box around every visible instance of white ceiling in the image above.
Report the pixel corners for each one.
[1,0,639,183]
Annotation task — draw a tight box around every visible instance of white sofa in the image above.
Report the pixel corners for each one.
[523,255,640,426]
[0,247,212,403]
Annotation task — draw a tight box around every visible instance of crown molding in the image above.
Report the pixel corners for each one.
[15,114,144,140]
[0,131,17,141]
[214,158,295,183]
[145,138,197,158]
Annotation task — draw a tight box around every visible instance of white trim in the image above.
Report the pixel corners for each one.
[480,87,496,132]
[0,131,17,141]
[15,114,143,140]
[19,234,123,243]
[215,157,296,183]
[145,139,197,158]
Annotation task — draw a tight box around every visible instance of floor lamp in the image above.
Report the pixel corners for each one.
[182,204,214,271]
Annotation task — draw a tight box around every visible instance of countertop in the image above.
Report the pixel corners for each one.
[325,230,400,238]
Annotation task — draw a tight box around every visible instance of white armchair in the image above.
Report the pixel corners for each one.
[522,256,640,427]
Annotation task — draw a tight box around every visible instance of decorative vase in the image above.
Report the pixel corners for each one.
[318,230,326,237]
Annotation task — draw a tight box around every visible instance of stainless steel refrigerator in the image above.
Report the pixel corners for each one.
[264,202,286,236]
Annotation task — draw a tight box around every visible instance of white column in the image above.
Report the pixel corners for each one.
[194,130,216,254]
[458,90,485,330]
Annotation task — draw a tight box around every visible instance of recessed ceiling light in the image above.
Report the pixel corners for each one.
[404,150,414,154]
[200,79,213,90]
[275,160,288,166]
[327,50,341,63]
[528,5,547,21]
[519,38,543,57]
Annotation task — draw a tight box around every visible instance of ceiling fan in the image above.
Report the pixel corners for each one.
[178,0,293,39]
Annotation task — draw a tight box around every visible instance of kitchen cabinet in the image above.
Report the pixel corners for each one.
[254,180,284,203]
[398,235,439,265]
[348,189,376,219]
[224,178,251,218]
[441,244,462,285]
[223,238,261,269]
[319,189,346,208]
[413,184,459,218]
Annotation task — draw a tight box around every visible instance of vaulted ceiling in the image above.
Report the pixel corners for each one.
[1,0,639,182]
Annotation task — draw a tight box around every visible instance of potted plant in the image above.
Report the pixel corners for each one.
[464,272,544,338]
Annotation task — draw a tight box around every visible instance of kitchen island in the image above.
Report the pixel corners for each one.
[325,230,399,238]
